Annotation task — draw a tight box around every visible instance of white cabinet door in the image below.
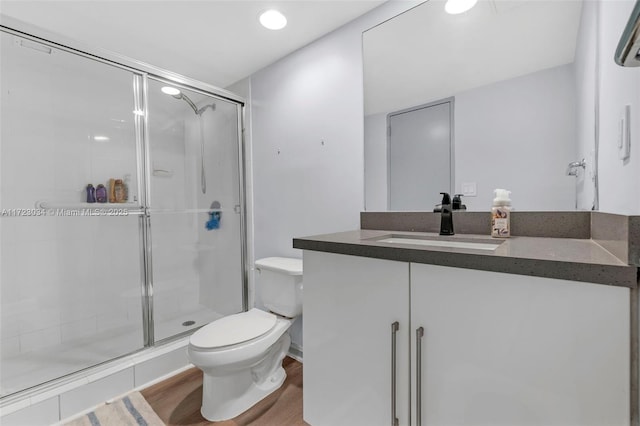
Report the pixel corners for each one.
[304,251,410,426]
[410,263,630,426]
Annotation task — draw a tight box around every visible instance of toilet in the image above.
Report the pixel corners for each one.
[187,257,303,421]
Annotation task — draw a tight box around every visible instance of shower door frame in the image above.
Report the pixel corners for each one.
[0,16,249,395]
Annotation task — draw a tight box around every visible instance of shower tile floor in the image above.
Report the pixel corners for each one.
[1,307,221,397]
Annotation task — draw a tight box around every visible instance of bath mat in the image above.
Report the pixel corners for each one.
[63,391,165,426]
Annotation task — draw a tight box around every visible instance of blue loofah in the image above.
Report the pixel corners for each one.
[205,211,220,230]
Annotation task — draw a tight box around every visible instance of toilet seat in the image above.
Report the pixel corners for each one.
[190,309,277,350]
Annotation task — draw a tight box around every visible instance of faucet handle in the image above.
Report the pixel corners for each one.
[439,192,451,205]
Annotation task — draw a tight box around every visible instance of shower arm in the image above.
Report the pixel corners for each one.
[173,92,215,116]
[173,93,198,114]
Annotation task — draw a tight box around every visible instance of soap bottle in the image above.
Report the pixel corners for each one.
[123,174,131,202]
[108,178,116,203]
[96,184,107,203]
[114,179,125,203]
[86,184,96,203]
[491,189,511,238]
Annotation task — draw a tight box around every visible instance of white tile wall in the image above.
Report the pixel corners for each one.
[60,317,97,343]
[19,327,61,353]
[96,308,131,333]
[0,337,20,358]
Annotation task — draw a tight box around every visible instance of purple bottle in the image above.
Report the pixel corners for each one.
[96,184,107,203]
[86,184,96,203]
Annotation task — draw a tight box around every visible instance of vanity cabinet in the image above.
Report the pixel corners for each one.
[303,251,410,426]
[304,251,630,426]
[410,263,629,426]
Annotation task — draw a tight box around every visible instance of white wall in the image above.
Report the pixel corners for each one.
[455,64,577,211]
[364,112,388,211]
[596,0,640,215]
[248,1,421,351]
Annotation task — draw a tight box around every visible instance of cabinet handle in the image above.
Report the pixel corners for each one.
[391,321,399,426]
[416,326,424,426]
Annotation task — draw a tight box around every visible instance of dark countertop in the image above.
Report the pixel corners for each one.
[293,229,638,288]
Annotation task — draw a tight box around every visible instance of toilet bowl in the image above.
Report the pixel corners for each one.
[187,257,302,421]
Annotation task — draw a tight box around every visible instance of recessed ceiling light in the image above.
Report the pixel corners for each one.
[445,0,478,14]
[93,135,110,142]
[260,10,287,30]
[161,86,181,96]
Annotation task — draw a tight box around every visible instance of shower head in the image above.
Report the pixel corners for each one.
[196,103,216,115]
[161,87,215,115]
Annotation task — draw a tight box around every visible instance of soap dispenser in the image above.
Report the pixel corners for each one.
[439,192,454,235]
[452,194,467,210]
[491,189,511,238]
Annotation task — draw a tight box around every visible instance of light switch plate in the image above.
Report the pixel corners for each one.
[619,105,631,161]
[461,182,477,196]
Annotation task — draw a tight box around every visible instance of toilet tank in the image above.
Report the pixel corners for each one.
[255,257,303,318]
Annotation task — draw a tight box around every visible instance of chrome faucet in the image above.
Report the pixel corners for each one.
[439,192,455,236]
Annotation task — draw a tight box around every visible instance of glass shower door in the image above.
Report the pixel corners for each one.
[0,32,145,396]
[146,78,244,342]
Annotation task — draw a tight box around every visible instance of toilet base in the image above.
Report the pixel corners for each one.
[201,365,287,421]
[198,331,291,422]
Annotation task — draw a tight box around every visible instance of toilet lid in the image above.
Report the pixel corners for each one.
[255,257,302,275]
[190,309,277,349]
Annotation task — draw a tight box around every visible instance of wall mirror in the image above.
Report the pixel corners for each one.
[363,0,597,212]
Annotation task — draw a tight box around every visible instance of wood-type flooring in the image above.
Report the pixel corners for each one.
[141,357,309,426]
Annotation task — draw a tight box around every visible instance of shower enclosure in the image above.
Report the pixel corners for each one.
[0,25,247,398]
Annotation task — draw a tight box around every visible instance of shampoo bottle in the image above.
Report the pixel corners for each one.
[491,189,511,238]
[96,184,107,203]
[114,179,125,203]
[86,184,96,203]
[108,178,116,203]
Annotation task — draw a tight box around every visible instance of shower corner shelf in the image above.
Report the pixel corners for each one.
[35,200,141,211]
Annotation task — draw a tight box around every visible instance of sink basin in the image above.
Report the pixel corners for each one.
[373,235,502,251]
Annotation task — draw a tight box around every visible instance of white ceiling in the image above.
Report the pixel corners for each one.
[363,0,583,115]
[0,0,385,89]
